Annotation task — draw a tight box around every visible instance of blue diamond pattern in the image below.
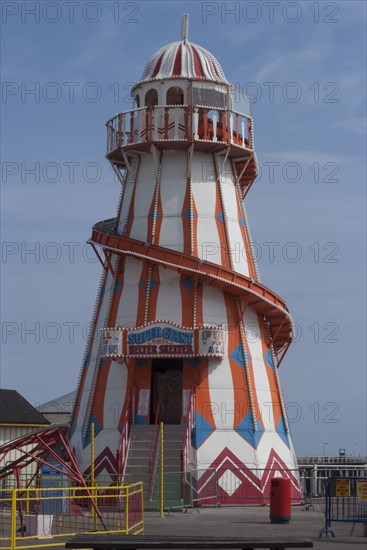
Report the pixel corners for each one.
[265,349,274,370]
[276,417,290,447]
[83,415,101,447]
[217,211,224,223]
[135,414,148,425]
[235,412,264,449]
[182,277,193,292]
[192,412,215,449]
[240,216,245,228]
[230,344,245,369]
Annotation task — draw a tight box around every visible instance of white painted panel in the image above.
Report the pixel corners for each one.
[159,152,186,252]
[115,258,142,328]
[155,267,182,324]
[191,153,222,266]
[243,307,274,430]
[219,160,249,276]
[103,360,128,430]
[203,286,233,429]
[130,155,157,242]
[202,285,228,326]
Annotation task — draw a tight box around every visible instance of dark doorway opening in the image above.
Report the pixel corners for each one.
[150,358,183,424]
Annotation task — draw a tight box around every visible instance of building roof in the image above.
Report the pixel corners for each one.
[38,391,76,414]
[0,389,50,425]
[136,15,228,87]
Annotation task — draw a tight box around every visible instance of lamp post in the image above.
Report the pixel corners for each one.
[323,442,328,457]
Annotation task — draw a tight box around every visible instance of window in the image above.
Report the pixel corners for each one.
[145,88,158,107]
[166,86,184,106]
[192,83,227,109]
[135,94,140,108]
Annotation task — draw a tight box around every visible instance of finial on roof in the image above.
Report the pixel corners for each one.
[181,14,189,43]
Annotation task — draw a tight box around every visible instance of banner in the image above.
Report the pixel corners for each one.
[335,479,350,497]
[100,323,226,358]
[198,327,225,355]
[128,323,194,357]
[101,329,123,356]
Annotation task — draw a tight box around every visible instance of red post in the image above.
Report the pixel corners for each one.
[270,478,291,523]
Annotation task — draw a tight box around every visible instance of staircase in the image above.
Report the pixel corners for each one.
[123,424,185,509]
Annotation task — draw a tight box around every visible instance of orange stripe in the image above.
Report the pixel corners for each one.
[223,293,250,428]
[259,316,282,428]
[180,274,194,327]
[181,177,192,256]
[214,176,231,269]
[147,264,160,322]
[195,360,216,428]
[72,269,108,424]
[192,195,198,257]
[136,261,149,327]
[153,189,163,245]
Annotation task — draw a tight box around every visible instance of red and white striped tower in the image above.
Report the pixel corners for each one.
[70,15,301,503]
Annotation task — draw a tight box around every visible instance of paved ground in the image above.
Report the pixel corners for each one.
[144,505,367,549]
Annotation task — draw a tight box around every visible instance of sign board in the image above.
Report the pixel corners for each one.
[137,389,150,417]
[101,329,123,357]
[127,323,194,357]
[357,480,367,502]
[335,478,350,497]
[100,323,226,358]
[198,327,224,355]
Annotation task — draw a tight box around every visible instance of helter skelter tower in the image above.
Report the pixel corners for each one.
[70,15,301,502]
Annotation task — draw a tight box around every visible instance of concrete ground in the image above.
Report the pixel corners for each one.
[143,505,367,549]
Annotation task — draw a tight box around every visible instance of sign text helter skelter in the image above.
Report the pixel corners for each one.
[128,324,194,356]
[100,322,225,358]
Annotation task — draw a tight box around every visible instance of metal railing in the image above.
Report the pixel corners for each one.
[181,388,195,479]
[0,482,144,550]
[106,105,253,154]
[116,387,136,481]
[319,476,367,538]
[148,401,163,501]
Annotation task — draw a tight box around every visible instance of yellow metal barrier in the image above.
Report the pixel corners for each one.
[0,482,144,549]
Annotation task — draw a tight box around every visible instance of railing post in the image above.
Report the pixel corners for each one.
[221,111,227,142]
[203,109,208,140]
[193,108,199,140]
[146,107,151,143]
[11,489,16,550]
[184,106,190,141]
[160,422,164,517]
[118,113,123,148]
[164,107,169,140]
[129,111,134,144]
[212,111,218,142]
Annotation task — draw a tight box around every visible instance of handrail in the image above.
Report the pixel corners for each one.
[181,387,196,479]
[106,105,253,155]
[116,386,135,483]
[148,400,163,500]
[148,400,162,475]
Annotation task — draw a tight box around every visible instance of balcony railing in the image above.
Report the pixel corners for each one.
[106,105,253,155]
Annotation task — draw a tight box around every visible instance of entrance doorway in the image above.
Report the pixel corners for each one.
[150,359,183,424]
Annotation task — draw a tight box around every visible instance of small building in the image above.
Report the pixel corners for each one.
[0,389,50,482]
[37,391,76,425]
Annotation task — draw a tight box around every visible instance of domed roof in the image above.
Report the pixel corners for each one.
[136,15,228,86]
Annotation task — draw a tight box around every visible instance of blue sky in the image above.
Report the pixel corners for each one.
[1,0,366,456]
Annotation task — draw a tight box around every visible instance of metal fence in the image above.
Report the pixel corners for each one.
[319,476,367,538]
[0,482,143,550]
